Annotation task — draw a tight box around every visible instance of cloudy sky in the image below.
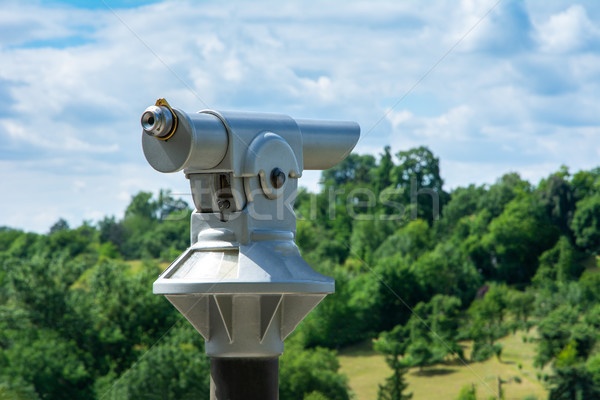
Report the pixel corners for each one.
[1,0,599,233]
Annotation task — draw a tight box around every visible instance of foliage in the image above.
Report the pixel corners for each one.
[373,326,412,400]
[376,359,412,400]
[482,194,559,283]
[4,147,600,398]
[571,193,600,253]
[403,295,463,368]
[280,337,350,400]
[455,384,476,400]
[100,323,210,400]
[548,366,600,400]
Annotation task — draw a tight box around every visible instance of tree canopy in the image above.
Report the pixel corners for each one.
[2,146,600,398]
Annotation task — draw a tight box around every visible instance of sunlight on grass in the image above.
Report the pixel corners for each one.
[338,331,548,400]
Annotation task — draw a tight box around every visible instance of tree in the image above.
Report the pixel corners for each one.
[402,295,464,369]
[455,384,476,400]
[533,236,583,286]
[1,329,92,399]
[124,192,158,221]
[482,194,559,283]
[98,216,124,249]
[101,324,210,400]
[377,359,412,400]
[505,288,534,331]
[586,352,600,384]
[439,184,486,231]
[322,153,376,187]
[580,270,600,305]
[571,193,600,253]
[65,260,177,376]
[467,285,509,361]
[535,305,579,368]
[350,219,395,262]
[374,146,394,193]
[410,240,481,303]
[537,171,575,237]
[548,366,600,400]
[48,218,69,234]
[375,219,431,261]
[477,172,530,218]
[301,267,371,348]
[156,189,189,221]
[392,146,446,223]
[374,326,412,400]
[371,257,424,331]
[279,337,350,400]
[571,167,600,202]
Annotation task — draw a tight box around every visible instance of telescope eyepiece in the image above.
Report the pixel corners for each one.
[142,105,173,138]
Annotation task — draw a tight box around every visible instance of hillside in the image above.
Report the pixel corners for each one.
[339,332,548,400]
[2,147,600,399]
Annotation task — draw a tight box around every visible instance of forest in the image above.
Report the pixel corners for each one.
[2,145,600,400]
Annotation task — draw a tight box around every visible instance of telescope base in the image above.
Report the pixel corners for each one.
[210,357,279,400]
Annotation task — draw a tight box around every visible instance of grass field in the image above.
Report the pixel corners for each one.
[338,331,549,400]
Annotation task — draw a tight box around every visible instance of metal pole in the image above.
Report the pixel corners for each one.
[210,357,279,400]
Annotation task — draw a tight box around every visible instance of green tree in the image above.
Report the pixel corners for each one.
[571,167,600,202]
[125,192,159,221]
[279,337,350,400]
[322,153,376,187]
[571,193,600,253]
[301,267,371,348]
[585,352,600,384]
[467,285,509,361]
[482,194,559,283]
[101,324,210,400]
[455,384,476,400]
[505,288,535,331]
[48,218,69,234]
[410,240,481,304]
[98,216,124,252]
[533,236,583,286]
[437,184,486,237]
[370,257,424,331]
[392,146,446,223]
[548,366,600,400]
[384,295,464,370]
[477,172,530,218]
[535,305,579,368]
[377,359,412,400]
[156,189,189,220]
[66,260,177,376]
[537,170,575,237]
[374,146,394,193]
[350,219,395,262]
[580,270,600,305]
[374,326,412,400]
[10,330,91,399]
[375,219,431,261]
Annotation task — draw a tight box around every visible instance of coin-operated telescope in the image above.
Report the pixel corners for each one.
[141,99,359,400]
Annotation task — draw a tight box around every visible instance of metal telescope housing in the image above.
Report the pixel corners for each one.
[142,98,360,359]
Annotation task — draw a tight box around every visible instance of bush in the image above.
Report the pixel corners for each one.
[455,384,476,400]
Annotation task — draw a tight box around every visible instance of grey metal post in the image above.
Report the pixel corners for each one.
[210,357,279,400]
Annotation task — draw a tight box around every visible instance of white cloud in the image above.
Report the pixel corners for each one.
[535,5,600,53]
[1,0,600,232]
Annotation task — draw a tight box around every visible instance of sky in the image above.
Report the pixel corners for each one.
[1,0,600,233]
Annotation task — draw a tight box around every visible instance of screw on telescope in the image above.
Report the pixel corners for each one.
[141,105,174,138]
[270,168,286,189]
[218,199,231,211]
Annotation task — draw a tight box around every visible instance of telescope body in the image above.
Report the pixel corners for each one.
[142,108,360,173]
[142,101,359,359]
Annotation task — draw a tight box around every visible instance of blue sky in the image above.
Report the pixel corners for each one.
[1,0,600,232]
